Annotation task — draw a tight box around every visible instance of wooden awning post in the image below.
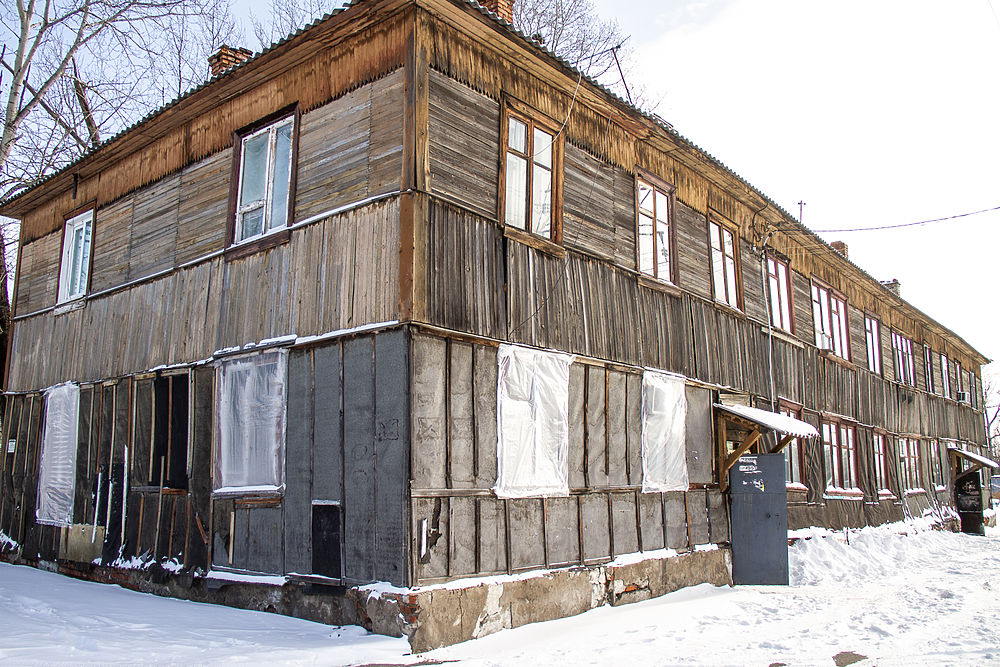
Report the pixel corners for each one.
[720,426,762,492]
[770,434,795,454]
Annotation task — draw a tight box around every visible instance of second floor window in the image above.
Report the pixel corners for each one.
[503,112,559,240]
[811,281,849,359]
[708,217,740,309]
[864,315,881,375]
[891,331,915,386]
[940,354,951,398]
[924,345,935,394]
[58,209,94,303]
[767,256,793,332]
[636,177,674,282]
[235,115,294,243]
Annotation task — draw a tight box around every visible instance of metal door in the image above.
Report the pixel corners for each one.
[729,453,788,585]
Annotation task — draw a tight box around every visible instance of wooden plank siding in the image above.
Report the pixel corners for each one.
[9,198,400,390]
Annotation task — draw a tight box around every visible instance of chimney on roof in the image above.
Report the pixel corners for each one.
[479,0,514,23]
[881,279,901,297]
[208,45,253,77]
[830,241,848,259]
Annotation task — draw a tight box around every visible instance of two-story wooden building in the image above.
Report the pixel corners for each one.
[0,0,991,650]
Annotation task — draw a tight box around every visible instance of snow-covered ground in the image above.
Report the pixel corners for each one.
[1,521,998,666]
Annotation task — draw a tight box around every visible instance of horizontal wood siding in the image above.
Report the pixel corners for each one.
[563,143,619,262]
[427,70,499,219]
[175,150,231,265]
[674,200,711,298]
[14,232,60,314]
[9,198,399,390]
[91,196,135,293]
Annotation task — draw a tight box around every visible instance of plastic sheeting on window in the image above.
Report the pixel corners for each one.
[214,349,287,492]
[494,344,574,498]
[37,383,80,527]
[641,370,688,493]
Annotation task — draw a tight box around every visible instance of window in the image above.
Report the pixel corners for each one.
[709,215,740,309]
[37,383,80,526]
[873,432,890,493]
[502,110,560,240]
[636,176,674,282]
[822,420,857,491]
[891,331,915,386]
[864,315,881,375]
[970,371,978,408]
[58,209,94,303]
[214,350,287,492]
[767,256,793,332]
[811,281,849,359]
[898,437,921,490]
[940,354,951,398]
[135,374,189,489]
[494,344,573,497]
[955,362,963,396]
[924,345,935,394]
[640,370,688,492]
[780,405,804,487]
[928,440,944,489]
[234,115,295,243]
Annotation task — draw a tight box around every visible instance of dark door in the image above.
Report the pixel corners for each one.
[729,453,788,585]
[955,472,984,535]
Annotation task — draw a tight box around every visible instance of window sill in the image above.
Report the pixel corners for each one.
[503,226,565,258]
[711,298,744,319]
[225,228,291,261]
[213,485,284,500]
[785,483,808,493]
[818,349,854,369]
[760,325,804,349]
[637,274,682,297]
[823,487,864,500]
[53,298,86,316]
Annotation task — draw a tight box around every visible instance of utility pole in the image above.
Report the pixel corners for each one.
[797,201,806,224]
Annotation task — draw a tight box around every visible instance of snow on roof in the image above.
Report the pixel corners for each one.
[714,403,819,439]
[947,446,999,469]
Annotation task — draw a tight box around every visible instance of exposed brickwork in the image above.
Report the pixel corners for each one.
[208,45,253,77]
[479,0,514,23]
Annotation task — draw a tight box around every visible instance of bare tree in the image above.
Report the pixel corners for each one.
[251,0,342,50]
[512,0,644,105]
[983,377,1000,461]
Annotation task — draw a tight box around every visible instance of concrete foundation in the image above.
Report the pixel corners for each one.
[0,546,732,652]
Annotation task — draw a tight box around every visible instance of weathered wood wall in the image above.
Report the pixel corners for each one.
[409,330,725,585]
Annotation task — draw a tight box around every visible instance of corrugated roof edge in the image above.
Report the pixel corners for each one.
[0,0,990,365]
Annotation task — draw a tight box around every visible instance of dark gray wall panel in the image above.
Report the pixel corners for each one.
[448,496,477,576]
[586,366,608,487]
[568,364,586,489]
[508,499,545,570]
[284,349,313,575]
[638,492,664,551]
[448,341,475,488]
[606,371,628,487]
[312,344,343,502]
[686,489,710,545]
[663,491,688,549]
[685,385,713,484]
[473,346,498,489]
[374,330,409,585]
[581,494,610,561]
[626,373,642,487]
[707,489,729,544]
[248,506,283,574]
[544,496,579,566]
[611,492,638,555]
[411,335,447,489]
[413,497,449,580]
[478,497,507,574]
[342,337,376,582]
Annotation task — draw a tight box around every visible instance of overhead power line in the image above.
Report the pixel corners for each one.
[812,204,1000,233]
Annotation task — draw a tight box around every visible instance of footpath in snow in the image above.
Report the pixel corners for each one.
[0,520,997,666]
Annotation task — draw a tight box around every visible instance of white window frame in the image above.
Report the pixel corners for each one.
[891,331,915,386]
[636,176,675,283]
[214,349,288,493]
[924,345,935,394]
[940,354,951,398]
[780,405,805,488]
[898,437,922,491]
[811,281,849,360]
[864,315,881,375]
[709,217,740,309]
[234,115,295,244]
[57,209,94,303]
[873,432,891,494]
[822,420,857,492]
[767,256,793,333]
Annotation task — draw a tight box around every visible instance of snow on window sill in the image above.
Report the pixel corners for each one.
[904,488,926,497]
[213,484,284,496]
[824,486,863,499]
[785,482,808,492]
[877,489,897,500]
[53,298,86,315]
[934,484,948,493]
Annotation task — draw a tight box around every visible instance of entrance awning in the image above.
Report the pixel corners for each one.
[948,446,999,476]
[714,403,819,492]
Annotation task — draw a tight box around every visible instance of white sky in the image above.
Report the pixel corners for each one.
[593,0,1000,373]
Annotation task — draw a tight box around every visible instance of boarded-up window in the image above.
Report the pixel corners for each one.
[494,344,573,498]
[37,383,80,526]
[214,350,287,492]
[640,370,688,493]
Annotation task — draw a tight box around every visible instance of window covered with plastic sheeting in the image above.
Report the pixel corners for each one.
[214,350,287,493]
[494,344,574,498]
[641,370,688,493]
[37,383,80,526]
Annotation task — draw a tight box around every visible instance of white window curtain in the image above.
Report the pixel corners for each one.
[37,383,80,527]
[641,370,689,493]
[214,350,287,492]
[494,344,574,498]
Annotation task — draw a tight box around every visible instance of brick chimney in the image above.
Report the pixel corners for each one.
[208,45,253,77]
[830,241,848,259]
[479,0,514,22]
[881,279,901,297]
